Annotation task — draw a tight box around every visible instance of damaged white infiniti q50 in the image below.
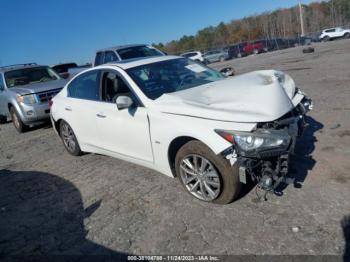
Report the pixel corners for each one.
[50,56,312,204]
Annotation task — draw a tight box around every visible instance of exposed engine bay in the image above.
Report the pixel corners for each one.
[222,92,313,200]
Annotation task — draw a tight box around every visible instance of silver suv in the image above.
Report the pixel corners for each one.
[0,63,66,132]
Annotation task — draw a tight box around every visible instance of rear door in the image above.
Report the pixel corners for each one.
[94,69,153,163]
[63,69,101,146]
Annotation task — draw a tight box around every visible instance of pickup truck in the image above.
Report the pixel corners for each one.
[0,63,66,132]
[93,44,165,66]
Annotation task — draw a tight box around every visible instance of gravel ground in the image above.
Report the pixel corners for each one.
[0,40,350,258]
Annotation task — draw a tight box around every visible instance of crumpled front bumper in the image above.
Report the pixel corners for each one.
[224,94,313,192]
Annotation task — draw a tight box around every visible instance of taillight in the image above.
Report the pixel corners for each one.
[48,100,53,108]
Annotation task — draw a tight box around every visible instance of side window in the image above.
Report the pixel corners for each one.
[68,70,100,100]
[104,51,118,64]
[94,52,104,66]
[101,71,131,103]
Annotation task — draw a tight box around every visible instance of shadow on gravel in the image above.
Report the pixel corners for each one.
[342,215,350,262]
[0,169,130,261]
[289,116,323,187]
[0,120,52,133]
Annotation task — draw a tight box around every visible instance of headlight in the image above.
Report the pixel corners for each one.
[17,94,37,105]
[215,129,291,152]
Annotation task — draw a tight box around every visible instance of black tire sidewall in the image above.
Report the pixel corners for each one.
[175,140,241,204]
[0,115,7,124]
[59,120,82,156]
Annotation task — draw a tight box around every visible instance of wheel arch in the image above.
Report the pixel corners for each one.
[168,136,198,177]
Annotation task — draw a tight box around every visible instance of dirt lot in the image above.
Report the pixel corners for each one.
[1,40,350,258]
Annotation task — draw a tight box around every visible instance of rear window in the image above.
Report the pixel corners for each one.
[52,63,77,74]
[94,52,104,66]
[117,46,163,60]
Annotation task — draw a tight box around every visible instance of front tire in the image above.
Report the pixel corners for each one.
[175,141,241,204]
[322,36,330,42]
[344,33,350,39]
[10,107,28,133]
[59,120,82,156]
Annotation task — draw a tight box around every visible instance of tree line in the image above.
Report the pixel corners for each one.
[153,0,350,54]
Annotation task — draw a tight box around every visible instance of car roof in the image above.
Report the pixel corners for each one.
[0,63,47,73]
[181,51,199,55]
[51,62,78,67]
[95,55,181,70]
[96,44,148,53]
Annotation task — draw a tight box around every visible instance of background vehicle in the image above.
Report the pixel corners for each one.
[93,44,165,66]
[180,51,205,62]
[0,63,66,132]
[203,49,229,63]
[242,41,266,55]
[319,27,350,41]
[261,38,288,51]
[51,56,312,204]
[226,43,246,58]
[51,63,78,79]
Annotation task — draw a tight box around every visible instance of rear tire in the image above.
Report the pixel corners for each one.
[253,49,259,55]
[344,33,350,39]
[10,107,28,133]
[219,56,225,62]
[175,140,241,204]
[59,120,82,156]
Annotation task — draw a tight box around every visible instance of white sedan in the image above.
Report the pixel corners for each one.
[50,56,312,204]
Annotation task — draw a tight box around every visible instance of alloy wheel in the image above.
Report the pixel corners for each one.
[12,112,20,129]
[179,154,221,201]
[61,123,76,153]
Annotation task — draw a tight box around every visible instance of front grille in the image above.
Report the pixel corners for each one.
[37,88,62,103]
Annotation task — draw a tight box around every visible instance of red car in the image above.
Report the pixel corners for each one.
[242,41,266,55]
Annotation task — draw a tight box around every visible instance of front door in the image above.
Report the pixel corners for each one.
[95,70,153,163]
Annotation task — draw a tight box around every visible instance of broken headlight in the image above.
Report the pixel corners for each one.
[215,129,291,152]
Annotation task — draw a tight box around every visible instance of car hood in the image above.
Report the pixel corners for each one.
[153,70,297,123]
[9,79,67,95]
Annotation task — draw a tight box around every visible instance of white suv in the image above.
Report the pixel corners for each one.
[180,51,205,63]
[50,56,312,204]
[319,27,350,41]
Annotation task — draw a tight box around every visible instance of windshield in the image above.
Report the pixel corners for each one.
[127,58,224,100]
[117,46,164,60]
[5,67,61,88]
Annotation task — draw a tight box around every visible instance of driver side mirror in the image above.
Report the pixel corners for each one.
[0,85,4,92]
[116,96,133,110]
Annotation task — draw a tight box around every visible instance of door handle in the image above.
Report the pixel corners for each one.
[96,113,106,118]
[65,107,72,111]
